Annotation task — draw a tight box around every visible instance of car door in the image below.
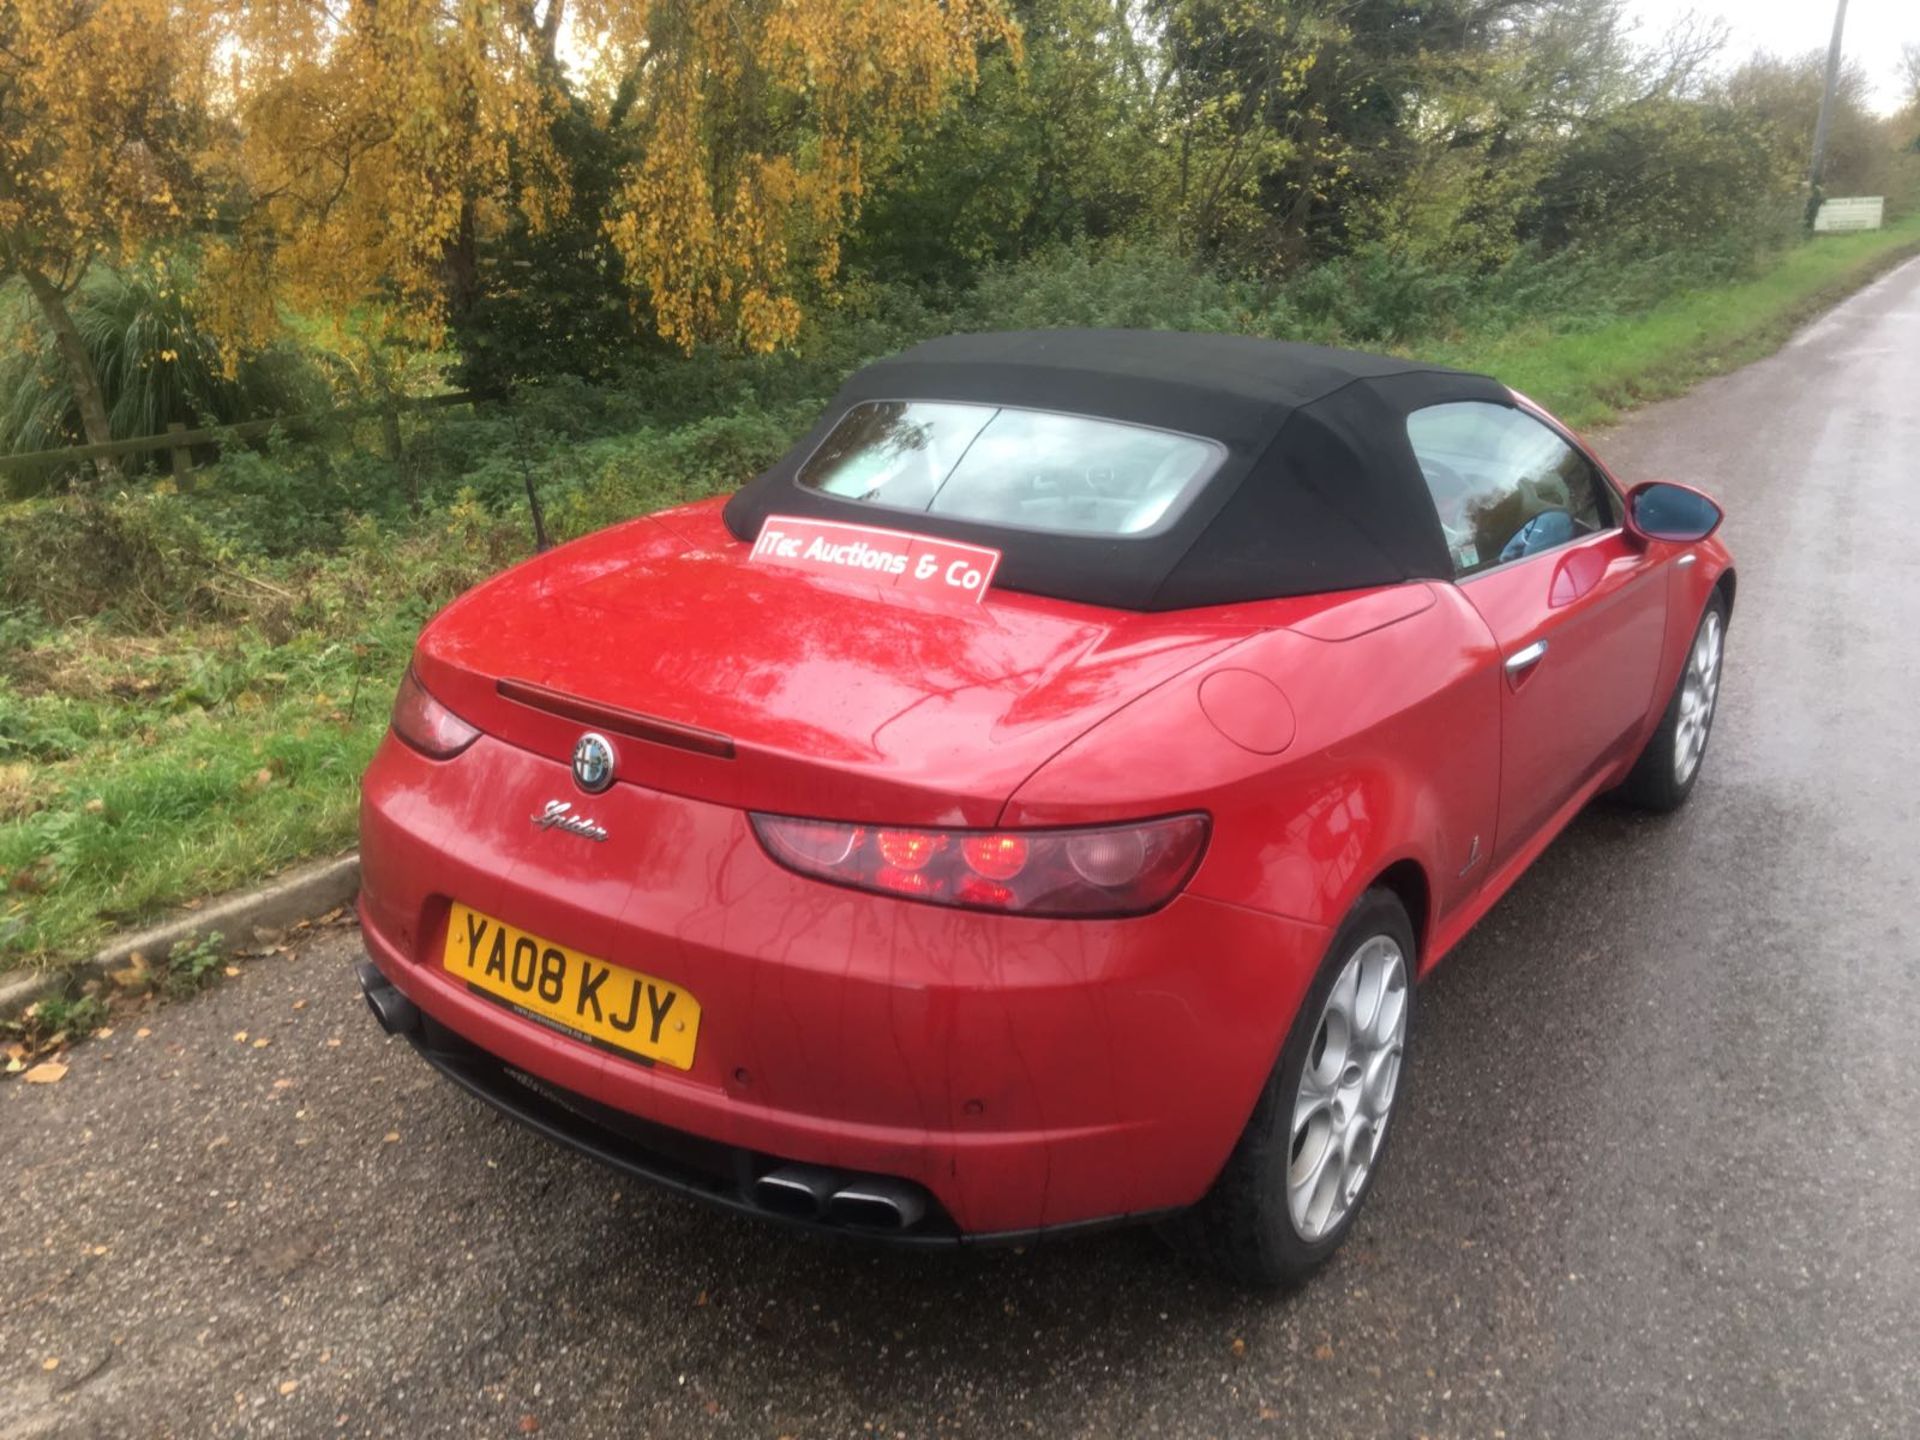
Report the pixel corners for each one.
[1408,400,1667,869]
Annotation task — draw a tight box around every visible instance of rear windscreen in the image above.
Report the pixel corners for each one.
[796,400,1223,538]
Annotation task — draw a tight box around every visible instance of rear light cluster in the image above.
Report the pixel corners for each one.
[391,668,480,758]
[750,812,1208,918]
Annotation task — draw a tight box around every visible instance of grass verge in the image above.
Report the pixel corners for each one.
[1434,210,1920,428]
[5,221,1920,974]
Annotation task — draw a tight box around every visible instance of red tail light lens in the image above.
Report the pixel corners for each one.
[876,829,947,871]
[390,668,480,759]
[751,813,1208,918]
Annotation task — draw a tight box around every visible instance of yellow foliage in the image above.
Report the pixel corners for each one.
[202,0,562,358]
[209,0,1016,356]
[0,0,216,283]
[592,0,1018,351]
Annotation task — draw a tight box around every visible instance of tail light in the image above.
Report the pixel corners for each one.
[390,667,480,758]
[750,813,1208,918]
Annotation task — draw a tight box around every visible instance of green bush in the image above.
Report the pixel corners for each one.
[0,266,325,494]
[0,493,228,627]
[961,244,1261,335]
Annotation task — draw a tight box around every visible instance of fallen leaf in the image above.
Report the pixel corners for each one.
[273,1078,295,1090]
[278,1380,299,1397]
[291,999,308,1011]
[110,952,154,992]
[41,1357,58,1372]
[9,858,55,893]
[252,1037,271,1049]
[135,1027,152,1039]
[1313,1342,1335,1361]
[1258,1407,1280,1421]
[383,1131,401,1144]
[23,1062,68,1084]
[1230,1337,1247,1356]
[518,1416,540,1434]
[95,1027,114,1040]
[325,1037,341,1048]
[224,965,242,978]
[233,1031,248,1044]
[84,797,106,814]
[90,1244,110,1256]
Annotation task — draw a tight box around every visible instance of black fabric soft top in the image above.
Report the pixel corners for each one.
[721,329,1512,611]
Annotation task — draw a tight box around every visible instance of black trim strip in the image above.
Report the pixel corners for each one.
[496,677,736,759]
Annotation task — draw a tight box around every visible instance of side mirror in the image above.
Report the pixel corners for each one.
[1625,480,1724,544]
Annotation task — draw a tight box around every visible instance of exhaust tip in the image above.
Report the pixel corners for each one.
[357,960,421,1036]
[826,1180,928,1232]
[752,1165,840,1220]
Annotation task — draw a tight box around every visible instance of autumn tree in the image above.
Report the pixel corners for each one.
[1898,44,1920,156]
[1148,0,1560,263]
[1723,52,1887,198]
[210,0,1018,366]
[849,0,1168,290]
[0,0,214,472]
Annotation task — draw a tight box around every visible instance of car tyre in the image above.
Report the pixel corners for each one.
[1164,887,1415,1289]
[1619,590,1728,813]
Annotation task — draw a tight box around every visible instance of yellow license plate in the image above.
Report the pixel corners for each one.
[443,903,700,1070]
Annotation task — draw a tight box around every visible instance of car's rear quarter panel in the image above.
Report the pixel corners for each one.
[1004,583,1504,970]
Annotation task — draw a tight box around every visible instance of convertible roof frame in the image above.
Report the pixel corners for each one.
[723,329,1513,611]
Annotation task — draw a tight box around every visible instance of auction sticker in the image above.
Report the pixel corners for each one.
[751,515,1001,604]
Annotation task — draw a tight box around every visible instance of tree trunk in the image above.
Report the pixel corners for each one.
[21,267,117,484]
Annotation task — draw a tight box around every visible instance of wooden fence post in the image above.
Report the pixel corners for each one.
[167,422,192,487]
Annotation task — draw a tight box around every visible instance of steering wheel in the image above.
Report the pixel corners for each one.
[1498,508,1577,564]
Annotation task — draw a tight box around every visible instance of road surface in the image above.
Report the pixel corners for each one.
[5,260,1919,1439]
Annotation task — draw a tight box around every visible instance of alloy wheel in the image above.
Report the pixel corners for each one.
[1673,610,1724,785]
[1287,934,1408,1242]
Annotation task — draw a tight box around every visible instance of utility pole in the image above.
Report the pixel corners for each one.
[1808,0,1850,215]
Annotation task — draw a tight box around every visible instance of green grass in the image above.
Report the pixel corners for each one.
[0,507,511,971]
[1431,211,1920,427]
[4,219,1919,974]
[1,628,392,967]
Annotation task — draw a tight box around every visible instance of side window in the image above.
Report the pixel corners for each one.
[1407,402,1613,578]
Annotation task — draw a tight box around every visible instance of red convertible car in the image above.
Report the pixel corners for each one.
[356,330,1733,1286]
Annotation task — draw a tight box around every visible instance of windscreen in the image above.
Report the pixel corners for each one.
[797,400,1223,538]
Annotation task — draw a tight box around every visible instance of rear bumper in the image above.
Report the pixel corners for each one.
[358,731,1328,1235]
[358,960,1170,1247]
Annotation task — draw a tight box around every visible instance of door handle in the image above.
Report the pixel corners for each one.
[1504,639,1549,686]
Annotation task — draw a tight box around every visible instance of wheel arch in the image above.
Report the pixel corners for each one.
[1370,858,1432,971]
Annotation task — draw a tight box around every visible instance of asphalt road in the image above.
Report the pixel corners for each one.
[5,260,1920,1440]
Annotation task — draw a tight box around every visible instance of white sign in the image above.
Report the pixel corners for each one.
[1814,196,1885,233]
[751,515,1001,603]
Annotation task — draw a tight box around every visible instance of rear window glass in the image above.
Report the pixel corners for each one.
[797,401,1223,538]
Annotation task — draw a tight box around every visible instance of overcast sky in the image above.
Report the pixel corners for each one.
[1624,0,1918,113]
